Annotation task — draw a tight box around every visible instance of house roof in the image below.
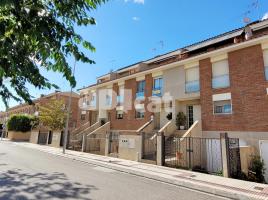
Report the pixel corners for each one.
[79,19,268,92]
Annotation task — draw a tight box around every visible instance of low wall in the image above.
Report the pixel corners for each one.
[8,131,31,141]
[49,131,62,148]
[118,134,142,161]
[30,130,39,144]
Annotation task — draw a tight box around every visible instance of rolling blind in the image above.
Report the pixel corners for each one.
[185,67,199,82]
[212,59,229,77]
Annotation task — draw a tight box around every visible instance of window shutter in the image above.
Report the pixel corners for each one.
[185,67,199,82]
[263,50,268,67]
[212,59,229,77]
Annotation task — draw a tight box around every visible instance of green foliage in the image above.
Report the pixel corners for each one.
[248,156,266,183]
[176,112,186,129]
[7,114,34,132]
[39,99,68,130]
[0,0,107,107]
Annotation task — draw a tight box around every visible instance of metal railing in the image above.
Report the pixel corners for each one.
[164,136,223,174]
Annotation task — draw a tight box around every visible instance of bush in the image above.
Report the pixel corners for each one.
[248,156,266,183]
[7,114,34,132]
[176,112,186,130]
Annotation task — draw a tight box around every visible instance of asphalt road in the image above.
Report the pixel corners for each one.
[0,141,229,200]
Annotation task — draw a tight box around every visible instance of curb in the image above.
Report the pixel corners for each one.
[14,142,266,200]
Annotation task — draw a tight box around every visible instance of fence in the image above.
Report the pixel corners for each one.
[164,136,223,174]
[86,133,107,155]
[142,132,157,162]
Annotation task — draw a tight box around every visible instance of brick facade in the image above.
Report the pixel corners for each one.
[110,74,153,130]
[200,45,268,132]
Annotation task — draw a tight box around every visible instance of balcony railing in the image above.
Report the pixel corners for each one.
[212,74,230,89]
[152,88,162,97]
[265,67,268,81]
[136,91,145,99]
[185,80,200,93]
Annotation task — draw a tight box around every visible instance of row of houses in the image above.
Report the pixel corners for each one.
[1,19,268,180]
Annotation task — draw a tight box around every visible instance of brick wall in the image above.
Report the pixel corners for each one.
[110,74,153,130]
[200,44,268,132]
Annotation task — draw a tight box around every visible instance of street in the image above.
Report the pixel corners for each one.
[0,141,229,200]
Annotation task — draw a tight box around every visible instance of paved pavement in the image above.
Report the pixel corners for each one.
[0,141,228,200]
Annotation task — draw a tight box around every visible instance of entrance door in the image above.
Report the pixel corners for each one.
[90,111,98,125]
[260,140,268,182]
[187,105,201,128]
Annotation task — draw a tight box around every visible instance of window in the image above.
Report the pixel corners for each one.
[214,100,232,114]
[263,50,268,80]
[105,94,112,106]
[185,67,200,93]
[90,94,96,106]
[212,59,230,89]
[153,77,163,96]
[116,110,124,119]
[136,108,145,119]
[117,85,124,105]
[136,80,145,99]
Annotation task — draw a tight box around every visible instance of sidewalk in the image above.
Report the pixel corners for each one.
[10,141,268,200]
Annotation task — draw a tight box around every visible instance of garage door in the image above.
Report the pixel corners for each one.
[259,140,268,182]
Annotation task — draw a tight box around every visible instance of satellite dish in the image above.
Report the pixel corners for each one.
[243,17,251,24]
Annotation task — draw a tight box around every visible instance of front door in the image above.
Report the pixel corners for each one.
[187,105,201,128]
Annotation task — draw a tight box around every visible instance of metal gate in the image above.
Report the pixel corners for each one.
[109,132,119,157]
[38,132,48,145]
[164,136,223,174]
[86,134,106,155]
[227,138,241,178]
[142,133,157,161]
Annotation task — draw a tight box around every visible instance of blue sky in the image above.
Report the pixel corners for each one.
[1,0,268,111]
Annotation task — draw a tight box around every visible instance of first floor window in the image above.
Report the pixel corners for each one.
[136,109,145,119]
[214,100,232,114]
[116,110,124,119]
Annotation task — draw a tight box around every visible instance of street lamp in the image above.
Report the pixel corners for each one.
[63,60,76,154]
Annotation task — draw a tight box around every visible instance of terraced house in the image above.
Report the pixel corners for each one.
[71,19,268,179]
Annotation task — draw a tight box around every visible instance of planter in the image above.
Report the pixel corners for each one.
[8,131,31,141]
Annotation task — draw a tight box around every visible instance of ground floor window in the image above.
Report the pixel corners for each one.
[136,109,145,119]
[214,100,232,114]
[116,110,124,119]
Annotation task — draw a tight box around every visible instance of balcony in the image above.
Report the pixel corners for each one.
[152,88,162,97]
[185,80,200,93]
[265,67,268,81]
[212,74,230,89]
[136,91,145,100]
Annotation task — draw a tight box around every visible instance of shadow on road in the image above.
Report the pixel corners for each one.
[0,169,96,200]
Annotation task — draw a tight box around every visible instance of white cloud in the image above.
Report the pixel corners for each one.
[124,0,144,4]
[132,16,140,21]
[262,12,268,21]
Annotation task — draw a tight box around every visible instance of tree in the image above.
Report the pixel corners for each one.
[7,114,34,132]
[39,99,68,130]
[0,0,107,107]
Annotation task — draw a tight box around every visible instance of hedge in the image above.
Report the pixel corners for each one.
[7,114,34,132]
